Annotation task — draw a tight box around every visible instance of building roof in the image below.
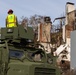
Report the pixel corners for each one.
[66,2,74,5]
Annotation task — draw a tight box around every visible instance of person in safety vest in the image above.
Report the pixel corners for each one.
[6,9,18,28]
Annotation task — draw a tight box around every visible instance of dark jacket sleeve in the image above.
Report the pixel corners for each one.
[6,17,8,27]
[16,16,18,26]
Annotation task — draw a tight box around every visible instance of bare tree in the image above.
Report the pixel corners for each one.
[19,14,44,31]
[19,16,28,29]
[29,14,44,31]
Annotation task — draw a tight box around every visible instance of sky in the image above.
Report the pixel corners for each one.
[0,0,76,27]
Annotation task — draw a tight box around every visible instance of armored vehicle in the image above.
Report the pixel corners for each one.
[0,25,61,75]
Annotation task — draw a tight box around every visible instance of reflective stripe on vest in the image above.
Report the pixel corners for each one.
[6,14,17,27]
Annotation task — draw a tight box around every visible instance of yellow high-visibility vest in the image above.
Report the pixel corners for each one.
[6,14,17,27]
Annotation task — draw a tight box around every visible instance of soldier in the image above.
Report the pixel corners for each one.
[6,9,18,28]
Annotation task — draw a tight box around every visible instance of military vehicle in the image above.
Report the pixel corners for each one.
[0,25,61,75]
